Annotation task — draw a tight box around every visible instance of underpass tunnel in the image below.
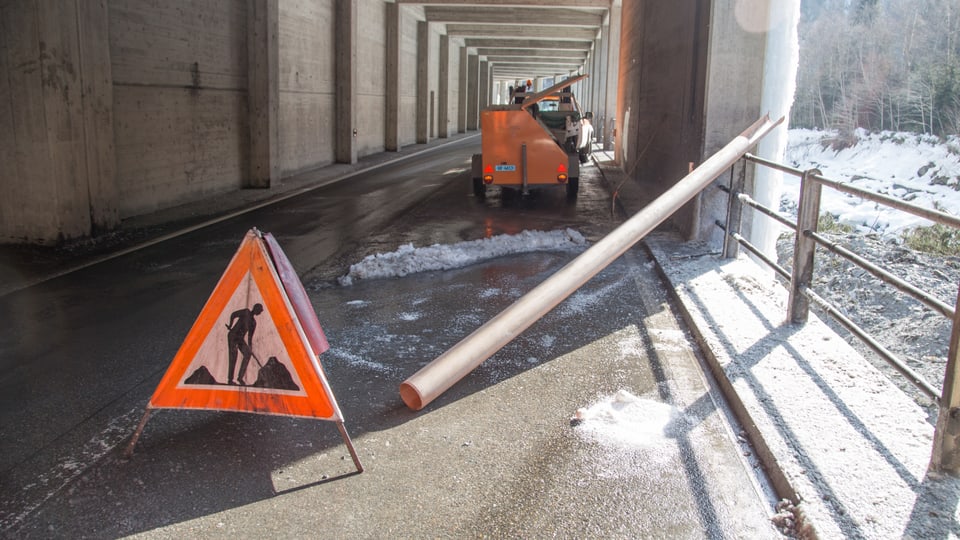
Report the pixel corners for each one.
[0,0,799,260]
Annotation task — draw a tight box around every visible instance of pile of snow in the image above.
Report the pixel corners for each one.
[338,228,586,285]
[783,128,960,235]
[571,390,689,448]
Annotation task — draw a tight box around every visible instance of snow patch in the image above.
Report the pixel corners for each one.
[326,348,398,375]
[573,390,689,448]
[479,288,501,299]
[338,228,586,285]
[783,128,960,235]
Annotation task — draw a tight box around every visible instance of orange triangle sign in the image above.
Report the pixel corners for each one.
[148,229,342,421]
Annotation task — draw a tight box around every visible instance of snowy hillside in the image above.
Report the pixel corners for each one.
[782,128,960,235]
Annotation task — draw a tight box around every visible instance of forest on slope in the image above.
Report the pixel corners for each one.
[792,0,960,138]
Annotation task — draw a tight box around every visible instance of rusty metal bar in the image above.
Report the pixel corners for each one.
[801,287,941,400]
[399,115,783,410]
[789,169,823,324]
[806,230,956,319]
[336,421,364,473]
[742,151,960,474]
[722,162,746,259]
[124,409,154,458]
[745,153,960,230]
[734,190,797,231]
[933,287,960,472]
[715,221,791,280]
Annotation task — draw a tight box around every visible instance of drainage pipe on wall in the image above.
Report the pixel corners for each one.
[400,115,783,411]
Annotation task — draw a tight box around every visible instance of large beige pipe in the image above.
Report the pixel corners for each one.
[400,115,783,410]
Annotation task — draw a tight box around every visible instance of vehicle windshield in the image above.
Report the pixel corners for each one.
[539,99,559,112]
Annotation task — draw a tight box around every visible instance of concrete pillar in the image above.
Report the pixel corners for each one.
[478,60,489,110]
[604,4,621,152]
[595,27,608,122]
[416,21,429,144]
[583,48,594,111]
[458,47,468,133]
[335,0,357,164]
[617,0,711,240]
[487,68,494,108]
[704,0,801,248]
[592,36,604,115]
[467,53,479,131]
[438,34,449,138]
[0,0,118,244]
[248,0,279,189]
[385,1,400,151]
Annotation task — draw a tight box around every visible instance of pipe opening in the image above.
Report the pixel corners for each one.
[399,382,424,411]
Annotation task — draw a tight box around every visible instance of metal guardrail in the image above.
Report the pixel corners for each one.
[718,153,960,473]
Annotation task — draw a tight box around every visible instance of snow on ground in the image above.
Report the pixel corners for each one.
[572,390,690,448]
[338,228,586,285]
[782,128,960,235]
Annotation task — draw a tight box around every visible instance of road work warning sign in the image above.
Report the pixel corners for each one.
[147,229,342,420]
[128,229,362,471]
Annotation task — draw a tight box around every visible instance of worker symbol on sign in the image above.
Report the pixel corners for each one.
[181,296,302,392]
[227,303,263,385]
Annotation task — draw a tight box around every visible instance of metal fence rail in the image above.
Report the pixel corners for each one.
[719,153,960,473]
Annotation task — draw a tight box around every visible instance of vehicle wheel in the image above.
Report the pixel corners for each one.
[473,177,486,199]
[566,177,579,199]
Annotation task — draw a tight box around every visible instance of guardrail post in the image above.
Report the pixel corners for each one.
[722,161,746,259]
[788,168,822,324]
[932,286,960,473]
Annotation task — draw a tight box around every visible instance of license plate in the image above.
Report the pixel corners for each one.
[495,164,516,172]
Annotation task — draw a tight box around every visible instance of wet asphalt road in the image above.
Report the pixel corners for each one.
[0,140,780,538]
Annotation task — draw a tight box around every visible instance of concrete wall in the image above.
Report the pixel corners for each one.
[617,0,710,239]
[0,0,476,245]
[0,1,119,243]
[111,0,249,218]
[279,0,335,175]
[697,0,766,246]
[616,0,794,250]
[357,0,386,157]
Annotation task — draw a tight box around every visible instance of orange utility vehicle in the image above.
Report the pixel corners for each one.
[472,74,589,199]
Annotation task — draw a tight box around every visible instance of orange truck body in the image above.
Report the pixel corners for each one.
[471,74,588,198]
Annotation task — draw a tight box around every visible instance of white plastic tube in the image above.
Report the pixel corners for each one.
[400,115,782,410]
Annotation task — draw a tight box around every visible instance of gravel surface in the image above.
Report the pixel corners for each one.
[776,232,960,419]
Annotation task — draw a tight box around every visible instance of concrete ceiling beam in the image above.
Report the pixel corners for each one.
[445,24,598,41]
[424,6,603,27]
[464,38,592,50]
[491,62,583,70]
[399,0,611,7]
[485,56,584,64]
[476,48,589,59]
